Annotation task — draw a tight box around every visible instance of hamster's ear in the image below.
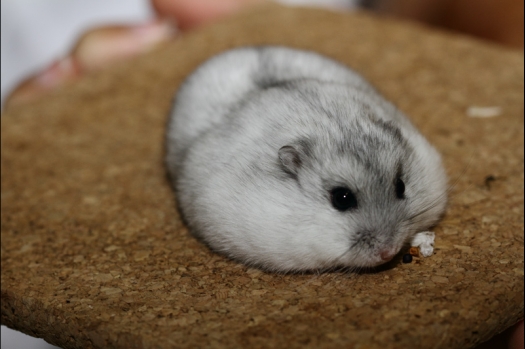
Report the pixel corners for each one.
[278,140,310,176]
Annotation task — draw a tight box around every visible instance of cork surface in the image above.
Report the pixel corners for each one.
[1,4,523,349]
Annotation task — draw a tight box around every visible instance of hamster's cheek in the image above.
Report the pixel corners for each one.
[337,251,367,268]
[287,241,345,271]
[266,228,350,271]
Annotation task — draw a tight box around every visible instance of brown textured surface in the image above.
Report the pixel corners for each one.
[1,4,524,349]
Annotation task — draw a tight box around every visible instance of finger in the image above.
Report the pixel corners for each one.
[72,19,176,73]
[152,0,265,30]
[509,320,524,349]
[4,57,79,109]
[5,20,175,109]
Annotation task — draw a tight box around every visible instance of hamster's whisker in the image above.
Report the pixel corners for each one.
[331,248,352,270]
[405,192,447,223]
[445,155,474,195]
[324,265,341,275]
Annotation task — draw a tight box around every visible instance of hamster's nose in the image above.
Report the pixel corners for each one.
[380,250,396,261]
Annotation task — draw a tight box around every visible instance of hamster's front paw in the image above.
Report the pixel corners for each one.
[411,231,435,257]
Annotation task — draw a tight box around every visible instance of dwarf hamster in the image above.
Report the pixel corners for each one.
[166,46,447,272]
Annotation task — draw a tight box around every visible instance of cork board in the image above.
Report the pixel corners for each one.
[1,4,523,349]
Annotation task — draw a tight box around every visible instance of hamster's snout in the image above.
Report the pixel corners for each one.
[379,249,396,261]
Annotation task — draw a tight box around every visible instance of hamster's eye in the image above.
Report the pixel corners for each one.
[395,178,405,199]
[330,187,358,212]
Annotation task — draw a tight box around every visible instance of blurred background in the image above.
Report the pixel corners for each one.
[1,0,522,109]
[1,0,154,106]
[1,0,522,348]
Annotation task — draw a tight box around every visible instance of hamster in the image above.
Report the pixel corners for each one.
[166,46,447,272]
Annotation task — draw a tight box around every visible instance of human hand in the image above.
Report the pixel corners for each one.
[4,0,264,109]
[474,320,524,349]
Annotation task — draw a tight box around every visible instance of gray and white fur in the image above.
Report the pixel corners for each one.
[166,46,447,272]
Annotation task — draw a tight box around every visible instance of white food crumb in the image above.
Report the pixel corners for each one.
[411,231,435,257]
[466,106,502,118]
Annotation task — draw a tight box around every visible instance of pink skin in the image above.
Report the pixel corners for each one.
[509,320,524,349]
[152,0,264,30]
[379,250,396,261]
[5,0,263,109]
